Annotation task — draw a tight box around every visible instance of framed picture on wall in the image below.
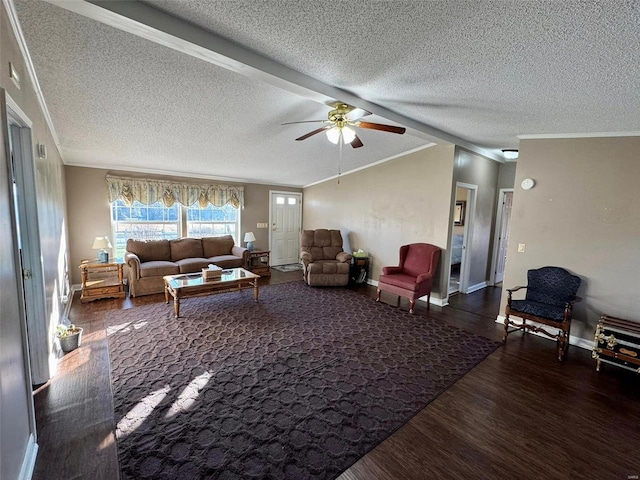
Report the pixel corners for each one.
[454,201,466,226]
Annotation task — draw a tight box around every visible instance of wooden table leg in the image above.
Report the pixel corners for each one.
[173,295,180,318]
[253,279,259,302]
[164,283,169,304]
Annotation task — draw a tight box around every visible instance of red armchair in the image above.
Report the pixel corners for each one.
[376,243,441,313]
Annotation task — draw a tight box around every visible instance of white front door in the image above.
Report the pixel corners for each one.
[269,191,302,266]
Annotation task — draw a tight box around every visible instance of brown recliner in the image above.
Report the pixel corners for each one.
[300,229,352,286]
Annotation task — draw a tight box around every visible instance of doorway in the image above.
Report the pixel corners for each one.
[449,183,477,295]
[6,97,50,385]
[269,191,302,266]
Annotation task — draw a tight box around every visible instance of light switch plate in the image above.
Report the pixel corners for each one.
[518,243,526,253]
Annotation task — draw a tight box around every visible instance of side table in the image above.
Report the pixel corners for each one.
[351,256,370,285]
[79,261,125,303]
[247,250,271,277]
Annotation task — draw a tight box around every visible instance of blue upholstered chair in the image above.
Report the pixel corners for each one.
[503,266,581,361]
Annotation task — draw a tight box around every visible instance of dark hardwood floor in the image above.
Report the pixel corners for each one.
[33,273,640,479]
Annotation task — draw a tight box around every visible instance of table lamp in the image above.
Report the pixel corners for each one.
[243,232,256,251]
[92,236,112,263]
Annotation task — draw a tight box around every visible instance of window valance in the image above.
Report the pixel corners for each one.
[106,174,244,209]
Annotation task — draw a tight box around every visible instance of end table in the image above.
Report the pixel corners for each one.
[79,261,125,302]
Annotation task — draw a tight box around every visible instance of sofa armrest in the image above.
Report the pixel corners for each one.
[300,251,313,265]
[336,251,352,263]
[382,266,402,275]
[231,245,249,268]
[124,252,141,281]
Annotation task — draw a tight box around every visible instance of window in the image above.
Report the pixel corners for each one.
[111,200,241,260]
[186,203,238,240]
[111,199,180,259]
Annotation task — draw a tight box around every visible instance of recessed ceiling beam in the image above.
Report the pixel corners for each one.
[44,0,499,161]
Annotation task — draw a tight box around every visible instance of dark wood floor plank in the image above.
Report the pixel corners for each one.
[33,272,640,479]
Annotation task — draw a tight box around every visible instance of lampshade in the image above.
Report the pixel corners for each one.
[92,236,112,250]
[243,232,256,243]
[501,149,519,160]
[341,126,356,144]
[326,127,341,144]
[326,126,356,145]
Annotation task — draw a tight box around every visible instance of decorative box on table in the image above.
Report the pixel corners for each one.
[592,315,640,373]
[202,265,222,280]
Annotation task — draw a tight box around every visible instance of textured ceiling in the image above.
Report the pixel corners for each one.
[11,0,640,187]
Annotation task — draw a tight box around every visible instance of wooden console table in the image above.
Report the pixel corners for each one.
[593,315,640,373]
[79,261,125,303]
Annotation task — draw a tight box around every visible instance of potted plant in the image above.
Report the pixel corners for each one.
[56,324,83,353]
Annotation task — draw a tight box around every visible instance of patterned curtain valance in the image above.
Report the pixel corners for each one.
[106,174,244,209]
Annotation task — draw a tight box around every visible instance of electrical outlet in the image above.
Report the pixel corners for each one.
[257,223,268,228]
[518,243,526,253]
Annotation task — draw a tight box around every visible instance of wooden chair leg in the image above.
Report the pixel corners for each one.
[376,289,381,302]
[502,314,510,343]
[426,293,430,311]
[409,300,415,314]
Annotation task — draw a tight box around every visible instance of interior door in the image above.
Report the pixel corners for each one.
[269,191,302,266]
[494,190,513,284]
[1,90,39,480]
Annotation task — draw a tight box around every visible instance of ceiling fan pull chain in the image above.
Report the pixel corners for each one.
[338,131,343,184]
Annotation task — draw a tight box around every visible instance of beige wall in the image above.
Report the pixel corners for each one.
[65,166,301,284]
[500,137,640,341]
[303,145,455,299]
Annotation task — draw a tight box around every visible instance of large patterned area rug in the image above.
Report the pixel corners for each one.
[106,281,499,479]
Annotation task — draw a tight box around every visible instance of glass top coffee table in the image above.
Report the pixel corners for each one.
[163,268,260,318]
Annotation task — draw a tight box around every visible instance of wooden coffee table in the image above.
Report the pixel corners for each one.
[163,268,260,318]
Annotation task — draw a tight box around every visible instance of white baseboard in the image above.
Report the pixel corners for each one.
[496,315,594,350]
[465,281,487,294]
[19,434,38,480]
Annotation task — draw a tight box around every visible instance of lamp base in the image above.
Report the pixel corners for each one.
[98,250,109,263]
[246,242,254,252]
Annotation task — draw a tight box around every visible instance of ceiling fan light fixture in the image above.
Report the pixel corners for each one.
[326,127,341,144]
[341,126,356,144]
[502,149,519,160]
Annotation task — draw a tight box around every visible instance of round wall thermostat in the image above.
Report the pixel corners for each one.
[521,178,535,190]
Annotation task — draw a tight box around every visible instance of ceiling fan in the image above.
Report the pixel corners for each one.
[283,102,406,148]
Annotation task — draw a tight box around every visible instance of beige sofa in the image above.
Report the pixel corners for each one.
[300,229,352,286]
[124,235,248,297]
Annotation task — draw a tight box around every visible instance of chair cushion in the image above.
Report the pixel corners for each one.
[379,273,419,292]
[526,266,581,307]
[307,260,350,274]
[510,300,565,322]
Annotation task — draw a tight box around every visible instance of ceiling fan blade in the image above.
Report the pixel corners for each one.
[295,126,329,141]
[356,121,406,134]
[282,120,326,125]
[350,135,364,148]
[345,108,371,121]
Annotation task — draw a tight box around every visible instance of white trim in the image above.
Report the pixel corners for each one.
[18,434,38,480]
[496,315,594,351]
[466,281,487,294]
[454,182,478,295]
[6,95,32,128]
[303,143,436,188]
[3,0,62,157]
[518,132,640,140]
